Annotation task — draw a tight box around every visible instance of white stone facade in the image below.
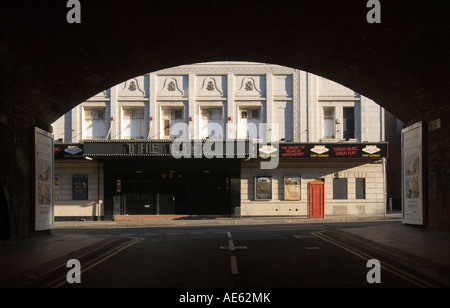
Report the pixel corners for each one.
[240,161,385,217]
[52,62,386,218]
[53,161,104,219]
[53,62,384,144]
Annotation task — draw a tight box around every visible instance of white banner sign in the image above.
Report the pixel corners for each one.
[401,122,423,225]
[35,127,54,231]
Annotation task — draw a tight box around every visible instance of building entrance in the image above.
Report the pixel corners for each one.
[120,178,228,216]
[105,158,240,218]
[309,180,325,218]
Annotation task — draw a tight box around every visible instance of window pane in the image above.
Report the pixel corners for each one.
[356,178,366,199]
[323,107,335,138]
[123,109,144,138]
[172,109,182,120]
[324,119,334,138]
[333,178,348,199]
[85,108,105,139]
[93,118,105,138]
[131,118,143,138]
[201,108,223,138]
[132,109,144,119]
[164,119,170,137]
[343,107,355,139]
[239,108,260,139]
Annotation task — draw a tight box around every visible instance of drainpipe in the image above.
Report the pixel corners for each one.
[97,159,100,221]
[382,157,387,218]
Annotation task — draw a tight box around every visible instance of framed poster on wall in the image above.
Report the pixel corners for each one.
[35,127,54,231]
[284,175,301,200]
[255,176,272,200]
[401,122,424,225]
[54,176,60,201]
[72,176,89,200]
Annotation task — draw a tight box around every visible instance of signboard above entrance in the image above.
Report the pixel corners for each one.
[54,144,84,159]
[60,141,387,160]
[275,143,388,159]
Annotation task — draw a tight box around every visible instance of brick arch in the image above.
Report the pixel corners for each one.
[1,0,449,237]
[1,0,448,126]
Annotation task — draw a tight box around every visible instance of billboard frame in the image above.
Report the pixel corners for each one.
[401,122,424,225]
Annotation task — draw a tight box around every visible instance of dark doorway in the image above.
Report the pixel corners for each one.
[123,181,156,215]
[120,177,229,216]
[106,158,240,217]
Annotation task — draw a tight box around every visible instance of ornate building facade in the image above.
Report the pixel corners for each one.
[52,62,387,220]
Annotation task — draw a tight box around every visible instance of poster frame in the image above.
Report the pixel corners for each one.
[255,176,272,200]
[72,175,89,200]
[401,121,424,225]
[35,127,54,231]
[284,175,301,201]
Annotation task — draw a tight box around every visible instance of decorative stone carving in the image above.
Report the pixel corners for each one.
[245,81,253,91]
[128,81,137,91]
[206,81,215,91]
[167,81,176,92]
[198,77,224,96]
[118,77,146,97]
[159,77,184,96]
[236,76,262,97]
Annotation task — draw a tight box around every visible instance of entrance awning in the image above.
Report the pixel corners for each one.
[81,139,252,158]
[59,140,387,160]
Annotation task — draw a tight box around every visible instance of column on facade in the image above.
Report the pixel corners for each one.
[227,73,235,140]
[265,72,274,142]
[148,73,157,139]
[306,73,319,142]
[188,73,196,139]
[298,70,308,142]
[109,85,118,140]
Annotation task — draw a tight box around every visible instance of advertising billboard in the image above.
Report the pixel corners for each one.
[401,122,424,225]
[35,127,54,231]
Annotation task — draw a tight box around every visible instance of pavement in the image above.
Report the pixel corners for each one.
[0,213,449,288]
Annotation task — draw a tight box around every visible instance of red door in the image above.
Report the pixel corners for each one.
[309,180,325,218]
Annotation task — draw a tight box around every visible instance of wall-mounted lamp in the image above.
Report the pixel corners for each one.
[228,116,233,121]
[150,116,154,121]
[189,116,194,122]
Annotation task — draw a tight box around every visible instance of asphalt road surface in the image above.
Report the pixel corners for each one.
[53,221,420,290]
